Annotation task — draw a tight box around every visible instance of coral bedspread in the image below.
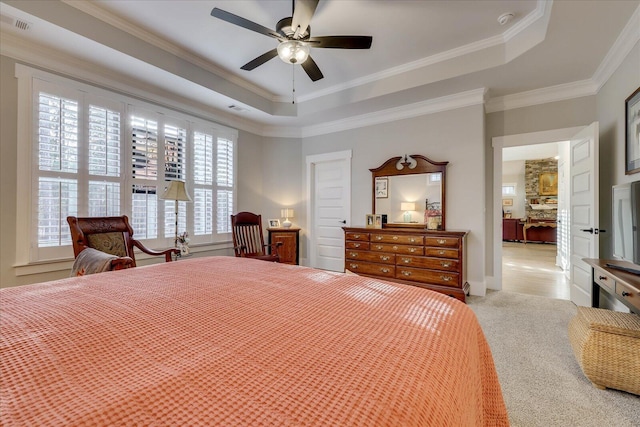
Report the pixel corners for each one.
[1,257,507,426]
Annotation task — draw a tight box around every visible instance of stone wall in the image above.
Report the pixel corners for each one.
[525,158,558,221]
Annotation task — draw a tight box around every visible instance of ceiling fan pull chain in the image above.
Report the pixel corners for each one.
[292,64,296,104]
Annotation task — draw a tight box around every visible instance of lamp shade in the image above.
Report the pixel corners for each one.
[401,202,416,212]
[281,208,294,219]
[160,181,192,202]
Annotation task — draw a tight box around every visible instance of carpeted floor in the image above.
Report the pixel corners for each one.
[467,290,640,427]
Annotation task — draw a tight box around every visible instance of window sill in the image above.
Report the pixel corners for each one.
[13,241,233,277]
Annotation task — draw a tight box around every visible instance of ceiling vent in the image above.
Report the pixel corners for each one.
[0,14,32,31]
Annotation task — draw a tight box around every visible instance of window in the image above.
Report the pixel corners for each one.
[18,67,237,263]
[502,183,516,196]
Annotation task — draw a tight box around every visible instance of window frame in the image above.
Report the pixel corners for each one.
[15,64,237,265]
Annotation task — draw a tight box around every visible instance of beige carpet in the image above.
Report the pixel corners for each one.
[467,291,640,427]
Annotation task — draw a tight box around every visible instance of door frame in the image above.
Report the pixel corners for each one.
[491,127,583,290]
[306,150,352,268]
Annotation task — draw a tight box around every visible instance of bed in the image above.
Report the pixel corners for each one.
[1,257,508,426]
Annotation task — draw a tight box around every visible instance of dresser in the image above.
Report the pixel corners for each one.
[584,258,640,313]
[343,227,469,302]
[268,227,300,265]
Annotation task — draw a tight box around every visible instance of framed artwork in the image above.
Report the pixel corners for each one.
[375,177,388,198]
[373,214,382,229]
[625,86,640,175]
[268,219,281,228]
[539,172,558,196]
[502,198,513,206]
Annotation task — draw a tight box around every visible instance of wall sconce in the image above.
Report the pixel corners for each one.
[401,202,415,223]
[281,208,294,228]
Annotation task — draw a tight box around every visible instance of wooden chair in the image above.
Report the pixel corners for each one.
[67,215,179,270]
[231,212,282,262]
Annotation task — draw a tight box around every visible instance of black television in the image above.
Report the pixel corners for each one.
[610,181,640,275]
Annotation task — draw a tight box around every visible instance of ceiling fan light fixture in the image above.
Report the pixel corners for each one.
[277,40,310,64]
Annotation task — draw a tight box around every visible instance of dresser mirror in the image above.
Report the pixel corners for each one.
[371,155,448,230]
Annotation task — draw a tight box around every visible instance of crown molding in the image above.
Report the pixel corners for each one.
[262,88,487,138]
[0,31,265,137]
[296,0,550,104]
[61,0,277,102]
[485,80,598,113]
[591,3,640,91]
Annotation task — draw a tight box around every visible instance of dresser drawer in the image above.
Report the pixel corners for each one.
[396,267,459,287]
[370,234,424,245]
[346,261,395,278]
[594,268,615,291]
[345,250,395,264]
[346,232,369,241]
[397,255,459,272]
[615,281,640,311]
[425,236,460,248]
[425,247,459,259]
[346,241,370,250]
[370,243,424,255]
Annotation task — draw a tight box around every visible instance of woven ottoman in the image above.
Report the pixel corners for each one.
[568,306,640,395]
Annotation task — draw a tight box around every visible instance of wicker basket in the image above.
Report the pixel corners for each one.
[568,306,640,395]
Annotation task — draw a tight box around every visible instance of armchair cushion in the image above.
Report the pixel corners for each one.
[87,232,127,257]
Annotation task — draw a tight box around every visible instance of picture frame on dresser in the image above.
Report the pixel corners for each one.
[268,219,281,228]
[625,86,640,175]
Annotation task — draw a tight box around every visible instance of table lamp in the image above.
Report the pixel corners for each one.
[401,202,415,223]
[281,208,294,228]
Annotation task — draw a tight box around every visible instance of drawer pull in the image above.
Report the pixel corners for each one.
[393,236,399,240]
[380,255,390,261]
[440,275,452,282]
[375,235,383,240]
[622,291,632,297]
[402,258,411,264]
[438,250,446,255]
[350,264,358,269]
[353,234,361,239]
[401,271,412,277]
[441,261,451,268]
[381,268,390,273]
[353,243,361,248]
[409,238,416,243]
[392,246,398,251]
[598,276,607,280]
[350,252,358,257]
[437,239,446,245]
[409,248,416,253]
[375,245,383,250]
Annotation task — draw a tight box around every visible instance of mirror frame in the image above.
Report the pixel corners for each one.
[370,154,448,230]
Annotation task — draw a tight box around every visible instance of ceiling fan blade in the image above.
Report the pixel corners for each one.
[211,8,280,39]
[307,36,372,49]
[241,49,279,71]
[301,55,324,81]
[291,0,319,37]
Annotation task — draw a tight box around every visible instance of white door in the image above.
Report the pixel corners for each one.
[570,122,599,307]
[307,151,351,271]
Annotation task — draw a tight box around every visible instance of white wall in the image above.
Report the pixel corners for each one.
[502,160,526,219]
[297,104,487,295]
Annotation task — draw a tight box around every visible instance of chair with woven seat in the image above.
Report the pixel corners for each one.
[231,212,282,262]
[67,215,179,271]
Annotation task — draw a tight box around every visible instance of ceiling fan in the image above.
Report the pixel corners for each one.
[210,0,372,82]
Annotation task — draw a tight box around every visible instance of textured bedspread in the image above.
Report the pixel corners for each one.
[1,257,508,426]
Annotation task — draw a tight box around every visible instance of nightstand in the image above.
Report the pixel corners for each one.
[268,227,300,265]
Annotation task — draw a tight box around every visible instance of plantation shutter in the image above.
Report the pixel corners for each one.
[217,138,234,234]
